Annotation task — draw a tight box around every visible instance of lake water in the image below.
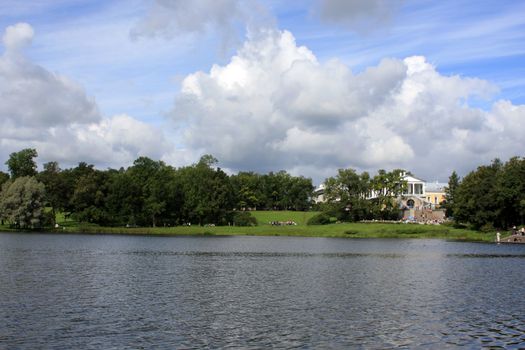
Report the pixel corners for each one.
[0,233,524,349]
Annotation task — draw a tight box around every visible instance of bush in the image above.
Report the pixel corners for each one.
[479,223,495,233]
[42,211,55,228]
[233,211,258,226]
[442,220,468,229]
[307,212,331,225]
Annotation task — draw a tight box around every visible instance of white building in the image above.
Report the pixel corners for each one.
[398,173,427,210]
[312,183,326,204]
[313,172,430,208]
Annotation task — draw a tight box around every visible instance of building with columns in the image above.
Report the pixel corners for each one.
[397,173,428,210]
[313,172,446,209]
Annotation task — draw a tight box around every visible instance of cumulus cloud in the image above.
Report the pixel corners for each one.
[172,28,525,182]
[1,22,100,130]
[22,114,170,168]
[0,23,173,169]
[2,22,34,52]
[314,0,404,33]
[0,57,101,128]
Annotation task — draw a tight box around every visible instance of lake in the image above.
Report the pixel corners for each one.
[0,233,524,349]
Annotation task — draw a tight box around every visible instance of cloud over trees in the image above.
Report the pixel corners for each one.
[1,6,524,183]
[172,28,525,181]
[0,23,171,169]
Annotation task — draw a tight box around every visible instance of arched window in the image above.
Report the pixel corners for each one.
[407,199,415,208]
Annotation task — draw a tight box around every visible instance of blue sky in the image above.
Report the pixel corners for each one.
[1,0,524,183]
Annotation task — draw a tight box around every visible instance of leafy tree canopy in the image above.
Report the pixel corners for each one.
[6,148,38,179]
[0,171,9,188]
[0,176,46,228]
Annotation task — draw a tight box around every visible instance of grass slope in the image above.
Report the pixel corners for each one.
[1,211,496,242]
[251,210,319,226]
[61,222,494,243]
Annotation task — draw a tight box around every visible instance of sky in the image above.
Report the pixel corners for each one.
[1,0,524,184]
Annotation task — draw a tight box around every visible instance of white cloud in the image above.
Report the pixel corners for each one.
[29,114,171,168]
[0,23,100,129]
[0,23,175,170]
[2,22,34,51]
[172,28,525,182]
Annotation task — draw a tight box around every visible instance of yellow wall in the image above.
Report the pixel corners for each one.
[426,191,446,207]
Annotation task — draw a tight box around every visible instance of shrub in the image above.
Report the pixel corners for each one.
[479,223,495,233]
[233,211,258,226]
[307,212,331,225]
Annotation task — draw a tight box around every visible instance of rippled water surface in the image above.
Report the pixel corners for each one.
[1,233,524,349]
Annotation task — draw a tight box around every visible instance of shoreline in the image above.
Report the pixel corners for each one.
[0,222,496,242]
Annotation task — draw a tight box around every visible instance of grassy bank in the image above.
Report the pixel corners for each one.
[1,211,496,242]
[63,221,493,243]
[251,210,319,226]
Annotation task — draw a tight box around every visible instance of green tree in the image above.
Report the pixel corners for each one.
[0,176,46,228]
[261,172,281,209]
[124,157,182,227]
[105,168,139,226]
[287,176,314,211]
[495,157,525,228]
[231,170,312,211]
[230,172,263,210]
[232,211,258,226]
[178,155,234,225]
[6,148,38,178]
[198,154,218,167]
[70,170,111,225]
[371,169,406,219]
[443,171,460,218]
[454,159,502,229]
[60,162,96,219]
[37,161,67,225]
[323,168,372,221]
[0,171,9,188]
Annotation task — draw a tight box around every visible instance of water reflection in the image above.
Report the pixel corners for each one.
[0,233,524,348]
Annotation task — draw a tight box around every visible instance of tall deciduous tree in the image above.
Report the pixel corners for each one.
[454,159,502,229]
[6,148,38,178]
[372,169,407,219]
[178,155,234,225]
[287,176,314,211]
[70,170,111,225]
[0,176,46,228]
[37,162,66,225]
[0,171,9,188]
[495,157,525,228]
[124,156,181,227]
[324,168,372,221]
[60,162,96,218]
[443,171,460,218]
[231,172,263,210]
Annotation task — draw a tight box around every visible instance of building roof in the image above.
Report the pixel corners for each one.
[313,183,325,194]
[426,182,447,192]
[403,174,425,183]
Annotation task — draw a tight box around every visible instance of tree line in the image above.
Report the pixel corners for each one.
[444,157,525,231]
[1,148,524,231]
[0,149,313,228]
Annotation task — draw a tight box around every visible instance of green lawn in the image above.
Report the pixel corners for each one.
[1,210,497,242]
[251,210,320,226]
[60,220,495,242]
